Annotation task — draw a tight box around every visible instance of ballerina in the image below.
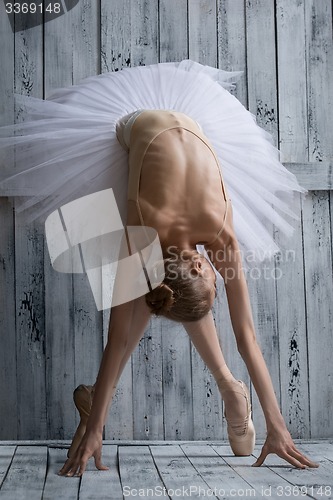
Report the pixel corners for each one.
[0,61,319,476]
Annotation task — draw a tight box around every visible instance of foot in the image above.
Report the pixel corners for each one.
[220,380,256,456]
[67,384,95,459]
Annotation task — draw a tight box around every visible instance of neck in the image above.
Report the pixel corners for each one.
[161,239,197,258]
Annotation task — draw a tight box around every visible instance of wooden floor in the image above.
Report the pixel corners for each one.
[0,440,332,499]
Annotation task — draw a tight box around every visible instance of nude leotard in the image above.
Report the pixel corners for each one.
[117,110,229,246]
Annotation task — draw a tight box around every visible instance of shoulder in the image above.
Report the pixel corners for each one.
[204,200,243,277]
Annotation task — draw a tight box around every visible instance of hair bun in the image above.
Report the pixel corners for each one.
[145,283,175,315]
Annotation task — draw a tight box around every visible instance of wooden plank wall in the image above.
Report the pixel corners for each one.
[0,0,332,441]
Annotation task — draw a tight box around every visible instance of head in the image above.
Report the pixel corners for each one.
[145,248,217,322]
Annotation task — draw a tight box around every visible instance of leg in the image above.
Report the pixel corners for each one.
[68,297,151,457]
[183,311,255,455]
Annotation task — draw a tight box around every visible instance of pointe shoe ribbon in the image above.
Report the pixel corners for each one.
[223,380,256,456]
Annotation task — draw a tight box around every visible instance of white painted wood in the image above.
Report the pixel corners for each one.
[150,445,215,499]
[305,0,333,162]
[181,443,256,495]
[101,0,131,73]
[0,0,333,444]
[213,446,296,498]
[43,447,79,500]
[1,442,333,499]
[188,0,218,65]
[79,445,123,499]
[0,446,16,488]
[0,1,15,363]
[246,0,278,145]
[159,0,188,62]
[100,3,134,440]
[132,318,164,440]
[217,0,248,105]
[275,0,312,442]
[14,16,47,440]
[189,328,224,440]
[303,0,333,439]
[161,322,194,440]
[216,0,250,443]
[286,162,333,190]
[275,194,310,439]
[42,5,77,442]
[302,191,333,438]
[44,259,76,440]
[188,0,224,442]
[118,446,166,497]
[130,0,159,67]
[245,0,280,439]
[276,0,308,163]
[253,446,333,499]
[114,0,164,441]
[0,446,47,499]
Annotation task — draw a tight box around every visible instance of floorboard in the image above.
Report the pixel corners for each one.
[0,440,331,499]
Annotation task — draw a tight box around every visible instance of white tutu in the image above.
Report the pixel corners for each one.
[0,60,307,269]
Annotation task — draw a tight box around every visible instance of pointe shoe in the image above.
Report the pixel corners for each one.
[67,384,94,458]
[223,380,256,456]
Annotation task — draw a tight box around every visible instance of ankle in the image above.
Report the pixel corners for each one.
[216,376,240,395]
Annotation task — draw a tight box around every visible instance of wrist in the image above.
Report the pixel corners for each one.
[85,418,104,435]
[266,415,288,434]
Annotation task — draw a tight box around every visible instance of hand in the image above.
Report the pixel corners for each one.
[252,426,319,469]
[58,429,109,477]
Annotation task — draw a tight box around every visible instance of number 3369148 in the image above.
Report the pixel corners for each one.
[5,3,62,14]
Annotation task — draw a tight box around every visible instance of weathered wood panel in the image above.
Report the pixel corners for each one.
[245,0,280,438]
[217,0,247,105]
[100,0,134,440]
[276,0,312,440]
[0,0,332,443]
[303,0,333,439]
[0,1,16,441]
[14,13,47,440]
[215,1,250,443]
[1,441,333,499]
[43,1,102,442]
[188,0,221,442]
[159,0,188,63]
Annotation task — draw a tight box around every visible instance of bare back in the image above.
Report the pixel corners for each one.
[126,110,229,247]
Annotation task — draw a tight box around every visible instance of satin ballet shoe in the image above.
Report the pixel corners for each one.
[223,380,256,456]
[67,384,94,458]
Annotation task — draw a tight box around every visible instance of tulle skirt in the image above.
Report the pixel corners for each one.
[0,60,307,271]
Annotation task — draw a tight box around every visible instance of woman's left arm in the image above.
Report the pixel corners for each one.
[206,209,318,468]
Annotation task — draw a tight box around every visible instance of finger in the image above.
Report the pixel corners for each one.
[94,451,109,471]
[75,452,91,477]
[76,461,87,477]
[251,448,268,467]
[289,448,319,468]
[277,450,307,469]
[58,458,75,476]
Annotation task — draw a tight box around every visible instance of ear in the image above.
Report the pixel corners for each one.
[191,259,202,275]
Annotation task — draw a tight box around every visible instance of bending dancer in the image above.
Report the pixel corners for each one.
[0,61,318,477]
[57,109,318,476]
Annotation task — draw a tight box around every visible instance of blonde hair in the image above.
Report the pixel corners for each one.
[145,248,214,322]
